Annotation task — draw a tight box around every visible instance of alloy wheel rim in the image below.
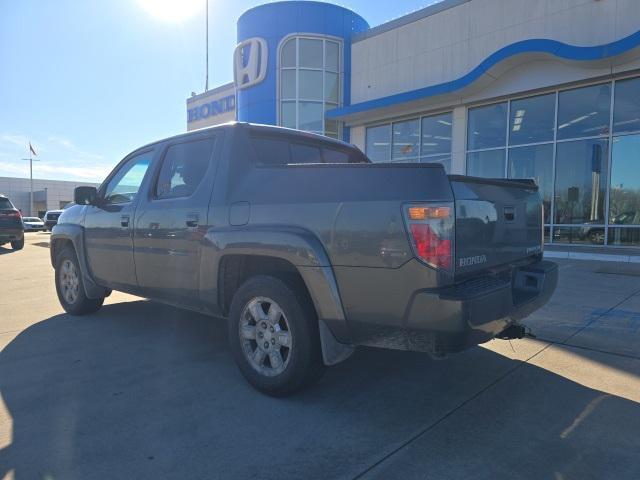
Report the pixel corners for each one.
[60,259,80,305]
[239,297,292,377]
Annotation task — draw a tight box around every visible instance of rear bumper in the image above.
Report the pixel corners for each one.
[403,260,558,355]
[0,228,24,242]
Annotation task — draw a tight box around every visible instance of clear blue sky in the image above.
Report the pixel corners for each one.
[0,0,437,183]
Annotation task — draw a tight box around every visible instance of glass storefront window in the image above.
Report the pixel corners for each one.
[508,144,553,223]
[608,228,640,246]
[554,139,608,224]
[458,76,640,246]
[421,112,452,157]
[281,39,296,68]
[280,70,295,99]
[609,135,640,225]
[299,70,323,100]
[467,149,505,178]
[325,119,339,138]
[613,77,640,134]
[467,102,507,150]
[298,102,323,132]
[553,226,605,245]
[509,93,555,145]
[280,101,296,129]
[421,155,451,173]
[392,119,420,160]
[325,41,339,72]
[557,83,611,140]
[366,124,391,162]
[298,38,323,68]
[279,36,341,137]
[366,112,452,166]
[324,72,339,103]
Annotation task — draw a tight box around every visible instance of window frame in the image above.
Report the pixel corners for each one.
[364,110,453,172]
[277,33,343,139]
[100,148,155,206]
[462,74,640,247]
[151,135,217,201]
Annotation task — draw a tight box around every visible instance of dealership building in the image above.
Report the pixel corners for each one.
[187,0,640,249]
[0,177,99,218]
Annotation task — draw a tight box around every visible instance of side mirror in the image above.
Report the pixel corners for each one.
[74,186,98,205]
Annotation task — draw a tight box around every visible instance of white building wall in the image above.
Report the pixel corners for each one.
[351,0,640,106]
[350,126,366,152]
[450,106,466,174]
[0,177,99,216]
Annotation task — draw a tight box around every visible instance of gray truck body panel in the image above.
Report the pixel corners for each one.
[51,123,557,364]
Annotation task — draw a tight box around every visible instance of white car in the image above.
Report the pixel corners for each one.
[44,209,63,231]
[22,216,45,231]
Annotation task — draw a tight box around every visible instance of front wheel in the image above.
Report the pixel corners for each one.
[55,246,104,315]
[228,275,325,396]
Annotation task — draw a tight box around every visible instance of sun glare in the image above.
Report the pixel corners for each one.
[137,0,204,22]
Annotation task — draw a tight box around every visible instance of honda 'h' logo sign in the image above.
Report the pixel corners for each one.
[234,37,268,90]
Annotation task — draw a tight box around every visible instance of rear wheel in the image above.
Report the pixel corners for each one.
[55,246,104,315]
[228,275,325,396]
[10,238,24,250]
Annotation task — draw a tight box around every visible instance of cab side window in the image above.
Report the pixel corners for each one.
[103,150,154,204]
[322,146,369,163]
[156,137,215,199]
[290,143,322,164]
[250,137,291,165]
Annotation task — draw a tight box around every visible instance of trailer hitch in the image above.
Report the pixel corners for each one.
[496,323,535,340]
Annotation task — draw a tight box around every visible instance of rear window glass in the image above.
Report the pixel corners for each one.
[324,147,369,164]
[24,217,40,222]
[250,137,291,165]
[250,135,369,166]
[156,138,215,199]
[0,198,13,209]
[290,143,322,164]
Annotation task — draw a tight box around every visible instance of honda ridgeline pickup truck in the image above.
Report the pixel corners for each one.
[50,123,557,396]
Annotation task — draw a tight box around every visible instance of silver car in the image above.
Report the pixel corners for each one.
[22,216,45,231]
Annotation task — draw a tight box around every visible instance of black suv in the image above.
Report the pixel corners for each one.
[0,194,24,250]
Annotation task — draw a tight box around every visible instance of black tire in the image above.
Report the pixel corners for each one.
[228,275,325,396]
[10,238,24,250]
[55,246,104,315]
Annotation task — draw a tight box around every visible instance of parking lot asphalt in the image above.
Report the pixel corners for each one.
[1,233,639,480]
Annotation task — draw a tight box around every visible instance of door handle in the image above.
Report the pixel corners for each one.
[186,213,199,228]
[121,215,130,228]
[503,206,515,222]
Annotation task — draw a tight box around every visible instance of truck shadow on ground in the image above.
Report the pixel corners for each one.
[1,300,639,480]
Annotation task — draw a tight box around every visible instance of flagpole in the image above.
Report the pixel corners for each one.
[22,144,40,217]
[29,148,33,216]
[205,0,209,92]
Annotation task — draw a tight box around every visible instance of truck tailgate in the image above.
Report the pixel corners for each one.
[450,175,543,275]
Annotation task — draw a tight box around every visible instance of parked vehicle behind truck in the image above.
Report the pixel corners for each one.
[0,194,24,250]
[50,123,557,396]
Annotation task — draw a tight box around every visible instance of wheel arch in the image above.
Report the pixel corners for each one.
[50,224,109,299]
[208,226,355,365]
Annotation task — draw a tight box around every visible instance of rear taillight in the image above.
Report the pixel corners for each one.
[8,211,21,219]
[403,202,454,272]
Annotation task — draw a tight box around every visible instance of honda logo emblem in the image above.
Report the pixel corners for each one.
[234,37,268,90]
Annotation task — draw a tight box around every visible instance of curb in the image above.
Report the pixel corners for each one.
[544,250,640,263]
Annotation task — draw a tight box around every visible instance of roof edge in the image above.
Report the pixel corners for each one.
[352,0,470,43]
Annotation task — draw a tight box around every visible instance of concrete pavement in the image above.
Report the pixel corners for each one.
[1,233,639,479]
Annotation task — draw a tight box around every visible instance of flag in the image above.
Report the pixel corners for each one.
[29,142,37,156]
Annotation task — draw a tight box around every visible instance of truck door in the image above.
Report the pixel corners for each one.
[133,134,218,307]
[84,149,155,290]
